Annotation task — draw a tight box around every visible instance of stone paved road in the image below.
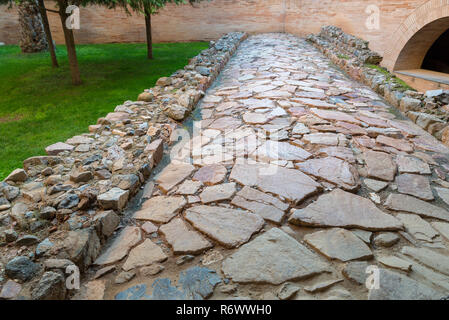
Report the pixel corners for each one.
[76,34,449,300]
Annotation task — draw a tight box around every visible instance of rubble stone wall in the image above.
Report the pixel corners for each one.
[0,32,247,300]
[307,26,449,146]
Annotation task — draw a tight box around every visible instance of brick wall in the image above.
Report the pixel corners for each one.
[2,0,449,72]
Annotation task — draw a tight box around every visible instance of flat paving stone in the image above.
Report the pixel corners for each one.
[192,164,227,186]
[231,186,289,224]
[304,228,373,262]
[363,178,389,192]
[296,157,359,191]
[199,182,237,203]
[159,218,212,254]
[122,239,167,271]
[230,163,321,203]
[289,189,403,231]
[385,193,449,222]
[253,140,312,162]
[377,256,412,272]
[185,205,264,248]
[134,196,186,223]
[364,150,397,181]
[310,108,360,124]
[396,155,431,174]
[318,146,356,163]
[396,214,440,244]
[434,187,449,206]
[176,180,203,195]
[396,174,434,200]
[368,268,444,300]
[303,133,347,146]
[430,221,449,241]
[156,163,195,193]
[95,226,142,266]
[376,135,413,153]
[222,228,331,284]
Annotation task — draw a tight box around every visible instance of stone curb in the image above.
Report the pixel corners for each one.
[307,26,449,146]
[0,31,248,300]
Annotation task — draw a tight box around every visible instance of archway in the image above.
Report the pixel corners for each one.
[383,0,449,91]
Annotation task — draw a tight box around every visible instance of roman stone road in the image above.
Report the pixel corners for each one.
[75,34,449,300]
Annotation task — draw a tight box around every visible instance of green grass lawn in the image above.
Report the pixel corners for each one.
[0,42,208,180]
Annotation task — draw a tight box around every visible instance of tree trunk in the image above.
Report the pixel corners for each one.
[58,0,81,85]
[144,6,153,59]
[18,0,48,53]
[37,0,58,67]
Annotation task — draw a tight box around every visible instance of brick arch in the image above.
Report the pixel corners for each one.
[383,0,449,71]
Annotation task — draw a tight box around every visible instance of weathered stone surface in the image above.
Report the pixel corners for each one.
[192,164,227,186]
[231,186,288,224]
[176,180,202,195]
[45,142,74,155]
[304,279,343,293]
[0,280,22,299]
[385,194,449,222]
[134,196,186,223]
[377,256,412,272]
[372,232,400,247]
[289,189,403,231]
[159,218,212,254]
[16,235,39,246]
[156,162,195,193]
[97,188,129,211]
[93,210,120,238]
[178,266,222,300]
[368,269,443,300]
[185,205,264,248]
[222,228,330,284]
[342,261,369,285]
[63,228,101,271]
[5,256,40,282]
[122,239,167,271]
[4,169,28,183]
[200,182,236,203]
[230,163,321,203]
[277,283,300,300]
[363,178,389,192]
[396,174,434,201]
[292,122,310,135]
[318,146,355,163]
[303,133,347,146]
[364,150,396,181]
[376,135,413,152]
[296,157,359,191]
[402,246,449,276]
[253,140,312,162]
[94,226,142,266]
[430,221,449,241]
[31,271,66,300]
[435,187,449,206]
[396,214,439,244]
[396,155,431,174]
[81,280,106,300]
[243,112,270,124]
[43,259,75,271]
[140,264,164,277]
[141,221,158,234]
[310,108,360,124]
[115,271,136,284]
[295,98,336,109]
[304,228,373,262]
